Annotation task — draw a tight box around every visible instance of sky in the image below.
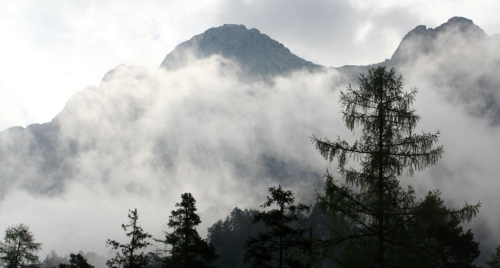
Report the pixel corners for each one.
[1,0,500,131]
[1,0,500,266]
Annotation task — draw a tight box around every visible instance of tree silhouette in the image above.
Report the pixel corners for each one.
[487,245,500,268]
[311,66,480,268]
[161,193,217,268]
[0,223,42,268]
[208,208,265,268]
[417,191,480,268]
[338,190,480,268]
[43,251,68,268]
[106,209,152,268]
[244,185,313,268]
[58,254,94,268]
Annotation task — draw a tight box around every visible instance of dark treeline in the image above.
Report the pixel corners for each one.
[2,67,500,268]
[4,190,488,268]
[43,251,107,268]
[207,203,339,267]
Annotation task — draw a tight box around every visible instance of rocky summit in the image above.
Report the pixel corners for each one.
[159,24,322,80]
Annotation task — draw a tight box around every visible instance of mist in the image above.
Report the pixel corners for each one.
[1,20,500,266]
[0,56,346,259]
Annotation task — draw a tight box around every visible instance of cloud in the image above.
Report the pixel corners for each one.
[1,43,500,265]
[1,0,500,131]
[387,26,500,262]
[0,0,222,130]
[0,56,347,259]
[213,0,418,67]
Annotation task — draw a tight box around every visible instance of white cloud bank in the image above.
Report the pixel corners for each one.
[1,0,500,130]
[0,52,498,265]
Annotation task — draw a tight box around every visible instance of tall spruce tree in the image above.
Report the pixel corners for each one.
[311,66,480,268]
[161,193,218,268]
[0,223,42,268]
[244,185,313,268]
[106,209,152,268]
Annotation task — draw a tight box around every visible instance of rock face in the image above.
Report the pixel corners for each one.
[159,24,323,80]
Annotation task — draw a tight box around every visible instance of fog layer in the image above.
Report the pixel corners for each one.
[1,19,500,265]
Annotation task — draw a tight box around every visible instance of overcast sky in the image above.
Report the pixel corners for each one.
[1,0,500,132]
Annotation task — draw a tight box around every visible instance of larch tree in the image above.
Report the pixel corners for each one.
[106,208,152,268]
[0,223,42,268]
[244,185,313,268]
[161,193,218,268]
[311,66,480,268]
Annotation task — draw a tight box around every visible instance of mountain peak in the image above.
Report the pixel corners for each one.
[447,16,473,24]
[158,24,321,79]
[217,23,259,33]
[434,16,485,35]
[390,16,487,64]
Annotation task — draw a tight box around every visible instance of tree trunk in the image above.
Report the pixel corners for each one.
[377,96,385,268]
[279,204,283,268]
[14,239,21,268]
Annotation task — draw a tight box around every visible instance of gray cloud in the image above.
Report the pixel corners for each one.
[213,0,419,66]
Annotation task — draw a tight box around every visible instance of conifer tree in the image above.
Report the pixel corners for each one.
[487,245,500,268]
[311,66,480,268]
[43,251,67,268]
[58,254,94,268]
[244,185,313,268]
[417,191,480,268]
[208,208,264,268]
[161,193,217,268]
[106,209,152,268]
[0,223,42,268]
